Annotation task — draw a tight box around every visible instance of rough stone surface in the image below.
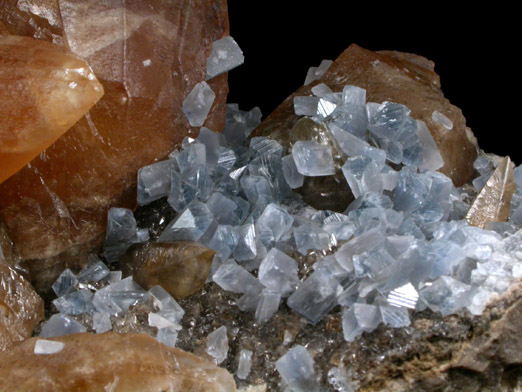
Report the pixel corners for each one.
[0,0,229,289]
[0,257,44,352]
[120,242,215,299]
[0,332,236,391]
[253,44,477,188]
[0,35,104,184]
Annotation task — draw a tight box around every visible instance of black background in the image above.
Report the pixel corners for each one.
[227,2,519,164]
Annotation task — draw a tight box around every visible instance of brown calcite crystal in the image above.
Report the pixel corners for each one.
[466,156,516,228]
[0,257,44,352]
[0,332,237,391]
[121,242,215,299]
[254,44,478,187]
[0,35,104,184]
[0,1,229,287]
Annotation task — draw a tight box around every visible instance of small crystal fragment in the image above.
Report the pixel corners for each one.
[254,289,281,324]
[317,98,337,117]
[52,269,78,297]
[137,160,175,206]
[149,285,185,323]
[206,36,244,79]
[304,59,333,85]
[104,208,149,263]
[76,260,110,283]
[52,289,93,315]
[258,248,299,296]
[294,96,320,116]
[182,81,216,127]
[213,260,260,294]
[156,327,179,348]
[311,83,333,98]
[275,345,319,392]
[159,201,216,242]
[432,110,453,130]
[92,312,112,334]
[342,303,381,342]
[416,120,444,171]
[292,141,335,177]
[197,127,220,170]
[39,314,87,338]
[237,349,253,380]
[34,339,65,355]
[206,326,228,364]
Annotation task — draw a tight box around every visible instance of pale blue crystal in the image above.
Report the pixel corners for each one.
[256,203,294,245]
[282,154,304,189]
[329,104,368,139]
[213,260,260,293]
[342,85,366,106]
[182,81,215,127]
[104,208,148,263]
[222,104,262,145]
[205,225,239,261]
[137,160,175,206]
[234,224,258,262]
[379,305,410,328]
[294,96,320,116]
[342,303,381,342]
[255,289,281,324]
[419,276,472,316]
[258,248,299,296]
[52,289,93,315]
[311,83,333,98]
[237,349,253,380]
[77,260,110,283]
[206,326,228,364]
[159,201,216,242]
[93,312,112,333]
[275,345,319,392]
[292,141,335,177]
[329,123,370,157]
[197,127,220,170]
[206,36,244,79]
[293,220,331,255]
[52,269,78,297]
[416,120,444,171]
[40,314,87,338]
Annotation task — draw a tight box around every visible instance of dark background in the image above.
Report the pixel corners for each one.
[227,2,519,164]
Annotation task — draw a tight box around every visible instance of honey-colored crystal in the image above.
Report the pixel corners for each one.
[0,332,236,391]
[0,35,104,184]
[0,1,229,288]
[121,242,215,299]
[0,257,44,352]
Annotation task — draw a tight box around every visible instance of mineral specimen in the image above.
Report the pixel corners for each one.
[120,241,215,299]
[0,35,104,184]
[0,333,236,392]
[0,257,44,351]
[0,0,229,288]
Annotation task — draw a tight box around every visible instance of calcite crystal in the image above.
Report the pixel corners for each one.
[0,35,103,184]
[0,257,44,351]
[120,242,215,299]
[0,0,229,287]
[253,44,477,210]
[0,332,236,392]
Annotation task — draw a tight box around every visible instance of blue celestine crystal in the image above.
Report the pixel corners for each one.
[237,349,253,380]
[39,314,87,338]
[222,104,262,145]
[52,289,93,315]
[275,345,319,392]
[206,326,229,364]
[182,81,216,127]
[206,36,244,79]
[282,154,304,189]
[419,276,472,316]
[159,201,216,243]
[292,141,335,177]
[52,269,78,297]
[256,203,294,245]
[304,59,333,86]
[212,260,260,293]
[137,159,176,206]
[254,289,281,324]
[342,303,382,342]
[294,96,320,116]
[328,103,368,139]
[258,248,299,296]
[205,225,239,261]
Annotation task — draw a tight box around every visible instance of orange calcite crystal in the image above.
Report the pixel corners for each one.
[0,1,229,288]
[0,35,104,184]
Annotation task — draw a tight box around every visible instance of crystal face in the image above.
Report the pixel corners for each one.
[292,141,336,177]
[182,81,216,127]
[206,36,245,79]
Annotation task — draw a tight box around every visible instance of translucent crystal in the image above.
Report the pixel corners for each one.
[92,312,112,333]
[292,141,335,177]
[92,277,149,315]
[329,103,368,139]
[76,260,110,283]
[342,155,384,198]
[39,314,87,338]
[206,326,228,364]
[256,203,294,245]
[137,160,175,206]
[342,303,381,342]
[52,269,78,297]
[294,96,320,116]
[149,285,184,323]
[205,225,239,261]
[335,228,385,273]
[148,313,181,330]
[213,260,260,294]
[176,143,206,172]
[237,349,253,380]
[206,36,244,79]
[317,98,337,117]
[34,339,65,355]
[182,81,216,127]
[104,208,148,263]
[329,123,370,157]
[206,192,240,225]
[416,120,444,171]
[474,155,496,176]
[293,221,331,256]
[419,276,472,316]
[52,289,93,315]
[233,224,258,262]
[168,164,214,212]
[222,104,262,145]
[342,85,366,106]
[432,110,453,130]
[379,305,410,328]
[156,326,179,348]
[282,154,305,189]
[159,201,216,242]
[255,289,281,324]
[237,284,264,312]
[311,83,333,98]
[328,367,358,392]
[197,127,220,170]
[275,345,319,392]
[287,269,342,324]
[258,248,299,296]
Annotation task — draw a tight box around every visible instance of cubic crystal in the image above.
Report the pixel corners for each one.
[292,141,335,176]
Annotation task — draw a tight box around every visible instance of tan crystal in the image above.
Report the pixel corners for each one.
[0,257,44,352]
[0,1,229,289]
[121,242,215,299]
[0,332,236,391]
[0,35,104,184]
[466,156,516,228]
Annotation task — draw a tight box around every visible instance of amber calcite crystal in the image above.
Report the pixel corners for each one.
[0,257,44,352]
[0,1,229,287]
[0,35,104,184]
[0,332,236,391]
[254,44,478,187]
[121,242,215,299]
